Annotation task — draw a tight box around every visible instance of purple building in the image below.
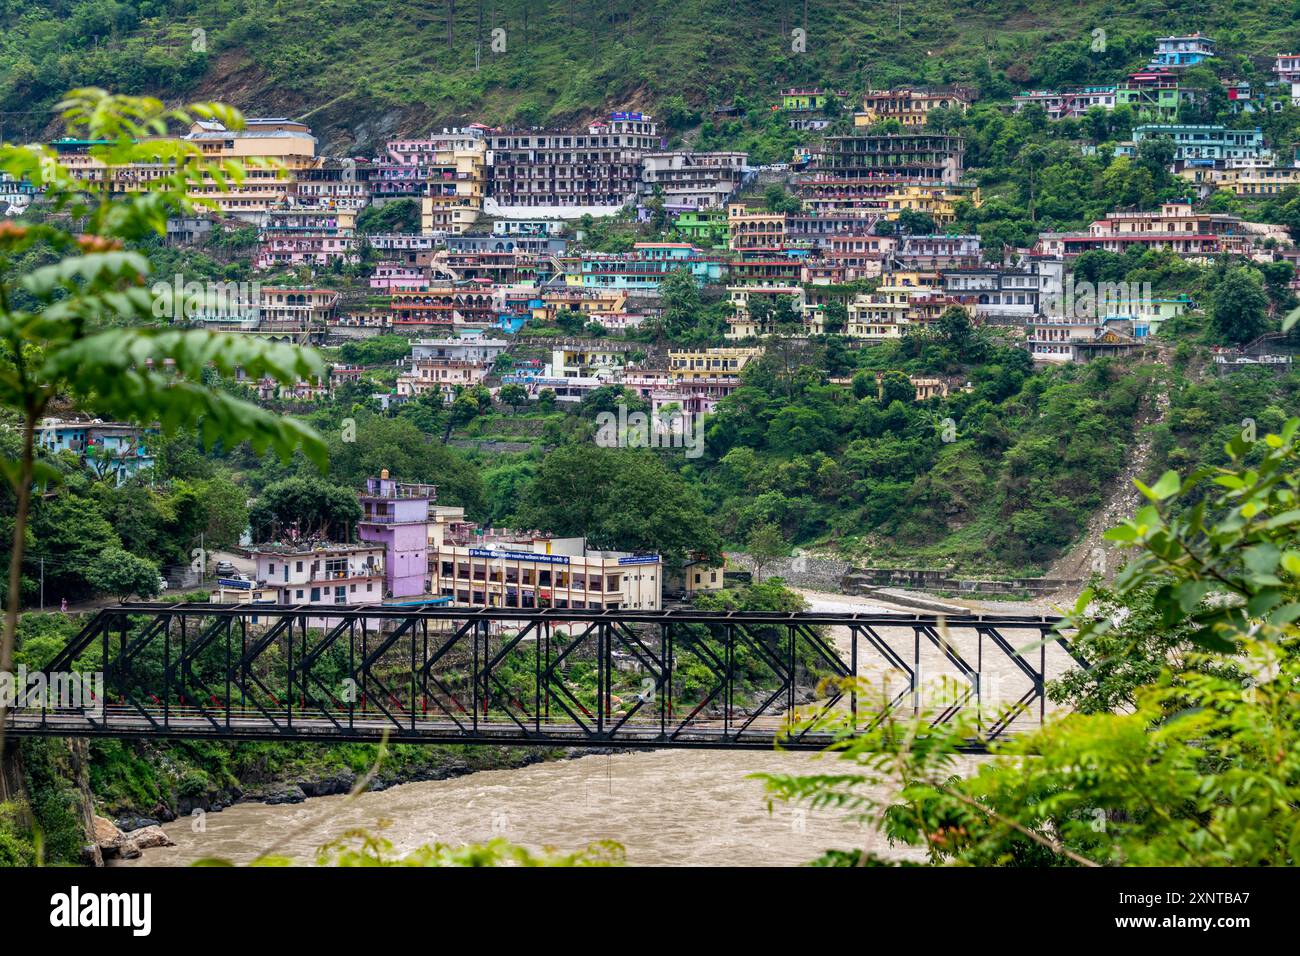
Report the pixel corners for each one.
[356,470,435,598]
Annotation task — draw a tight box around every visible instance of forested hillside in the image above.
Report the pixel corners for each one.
[4,0,1300,150]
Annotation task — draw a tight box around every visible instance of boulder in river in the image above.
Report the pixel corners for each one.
[130,825,176,850]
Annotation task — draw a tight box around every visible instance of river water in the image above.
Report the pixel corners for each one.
[118,748,926,867]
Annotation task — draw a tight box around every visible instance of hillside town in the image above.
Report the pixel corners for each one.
[5,34,1300,622]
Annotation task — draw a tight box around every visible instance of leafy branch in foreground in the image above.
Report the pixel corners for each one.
[192,832,625,868]
[760,418,1300,867]
[0,90,325,774]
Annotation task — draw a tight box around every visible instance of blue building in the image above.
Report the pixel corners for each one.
[38,419,155,484]
[1118,124,1267,164]
[1149,34,1216,69]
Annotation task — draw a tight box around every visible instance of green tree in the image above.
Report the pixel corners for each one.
[746,521,787,580]
[516,445,719,564]
[878,370,914,405]
[498,382,529,411]
[248,477,361,541]
[0,91,324,767]
[1210,267,1270,344]
[87,546,160,603]
[822,299,848,335]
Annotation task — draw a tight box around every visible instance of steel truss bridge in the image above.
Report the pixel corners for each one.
[6,604,1081,751]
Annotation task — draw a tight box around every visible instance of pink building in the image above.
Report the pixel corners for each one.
[369,263,427,291]
[355,471,436,598]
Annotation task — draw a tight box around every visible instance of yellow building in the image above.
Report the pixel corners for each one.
[855,88,974,128]
[1219,166,1300,197]
[846,270,951,339]
[666,347,763,380]
[419,144,488,235]
[426,508,662,611]
[725,285,807,338]
[883,183,981,227]
[54,118,318,220]
[539,289,629,320]
[183,118,319,217]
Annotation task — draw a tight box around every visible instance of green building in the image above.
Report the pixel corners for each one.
[672,208,729,249]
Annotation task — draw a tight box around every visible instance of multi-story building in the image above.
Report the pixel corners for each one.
[1149,33,1216,69]
[640,151,749,211]
[672,208,730,248]
[187,286,337,343]
[37,418,155,484]
[1057,202,1252,258]
[1,171,36,216]
[397,360,492,401]
[538,289,630,322]
[1012,87,1117,121]
[1115,70,1197,120]
[164,216,214,245]
[371,133,488,235]
[493,219,564,237]
[396,335,508,402]
[430,519,662,611]
[855,88,974,127]
[411,335,509,365]
[824,234,897,280]
[785,209,882,248]
[883,182,980,228]
[254,206,358,269]
[727,256,803,286]
[941,259,1064,324]
[356,472,436,598]
[52,117,319,221]
[485,112,659,218]
[291,159,373,210]
[247,542,387,610]
[666,347,762,380]
[727,203,787,253]
[183,118,320,220]
[1119,124,1268,164]
[809,134,966,185]
[622,347,762,418]
[578,244,726,292]
[1218,165,1300,197]
[258,287,340,329]
[781,88,837,112]
[366,233,440,266]
[370,263,428,292]
[845,271,956,339]
[389,286,499,332]
[1275,54,1300,106]
[895,234,983,269]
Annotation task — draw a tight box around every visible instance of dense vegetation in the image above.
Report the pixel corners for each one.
[4,1,1300,151]
[763,416,1300,866]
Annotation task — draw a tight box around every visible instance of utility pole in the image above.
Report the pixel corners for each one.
[39,558,44,612]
